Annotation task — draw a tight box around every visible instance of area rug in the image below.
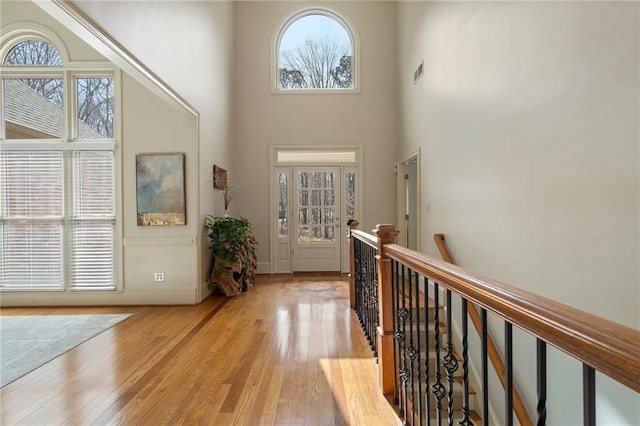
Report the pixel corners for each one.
[0,313,132,387]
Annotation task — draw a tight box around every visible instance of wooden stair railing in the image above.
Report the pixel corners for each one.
[349,221,640,425]
[434,234,532,426]
[384,243,640,393]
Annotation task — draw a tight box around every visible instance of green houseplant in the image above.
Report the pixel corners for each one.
[204,215,257,296]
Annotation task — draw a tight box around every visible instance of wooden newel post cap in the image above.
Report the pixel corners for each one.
[347,220,359,237]
[372,224,399,248]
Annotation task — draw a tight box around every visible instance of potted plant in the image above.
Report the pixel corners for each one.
[204,215,257,296]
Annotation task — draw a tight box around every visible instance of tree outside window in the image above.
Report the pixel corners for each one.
[278,14,353,90]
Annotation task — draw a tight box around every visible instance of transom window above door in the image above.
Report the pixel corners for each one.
[274,8,359,93]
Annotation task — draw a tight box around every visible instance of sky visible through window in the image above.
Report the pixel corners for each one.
[280,14,350,54]
[278,13,353,89]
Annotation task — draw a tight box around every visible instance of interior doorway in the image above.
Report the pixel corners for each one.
[397,150,420,251]
[404,158,418,250]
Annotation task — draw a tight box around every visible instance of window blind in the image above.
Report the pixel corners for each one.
[69,151,115,290]
[0,150,116,291]
[1,151,65,290]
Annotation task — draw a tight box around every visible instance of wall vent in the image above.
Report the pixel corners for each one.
[414,60,424,84]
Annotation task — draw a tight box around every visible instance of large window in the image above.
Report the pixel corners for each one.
[1,34,117,291]
[276,9,357,91]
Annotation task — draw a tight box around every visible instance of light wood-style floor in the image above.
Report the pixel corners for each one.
[1,274,401,425]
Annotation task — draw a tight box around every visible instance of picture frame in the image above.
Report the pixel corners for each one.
[136,153,186,226]
[213,165,227,190]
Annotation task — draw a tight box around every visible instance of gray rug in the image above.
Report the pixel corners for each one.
[0,314,131,387]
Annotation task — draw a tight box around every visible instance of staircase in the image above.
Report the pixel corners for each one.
[393,287,482,425]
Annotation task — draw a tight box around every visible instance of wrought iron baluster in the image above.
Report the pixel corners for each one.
[368,246,376,357]
[398,265,410,425]
[459,299,472,426]
[361,245,369,342]
[372,247,379,360]
[406,269,418,425]
[413,271,423,426]
[354,240,362,324]
[367,246,373,349]
[392,260,400,406]
[368,246,375,353]
[443,289,458,425]
[423,276,431,426]
[481,309,489,426]
[505,322,513,426]
[431,282,445,426]
[537,339,547,426]
[583,365,596,426]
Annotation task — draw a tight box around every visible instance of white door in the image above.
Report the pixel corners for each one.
[405,159,418,250]
[293,167,341,271]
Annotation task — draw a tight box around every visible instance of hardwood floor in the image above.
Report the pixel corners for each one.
[1,275,401,425]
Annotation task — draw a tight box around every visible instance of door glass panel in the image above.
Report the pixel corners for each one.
[311,208,321,225]
[323,207,334,224]
[311,189,321,206]
[299,226,310,242]
[297,170,336,244]
[324,226,335,242]
[324,172,334,189]
[298,208,308,225]
[324,189,334,206]
[311,226,322,242]
[311,172,322,188]
[278,172,288,237]
[299,189,308,207]
[346,172,355,220]
[299,173,309,188]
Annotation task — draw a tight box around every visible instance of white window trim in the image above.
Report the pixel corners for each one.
[270,5,362,95]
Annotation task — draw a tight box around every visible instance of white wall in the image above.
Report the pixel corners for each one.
[71,0,235,301]
[1,0,234,304]
[398,1,639,423]
[233,1,399,270]
[398,0,639,329]
[120,74,199,304]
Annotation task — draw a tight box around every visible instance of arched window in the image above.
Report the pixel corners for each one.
[4,39,63,66]
[275,9,358,92]
[1,27,117,292]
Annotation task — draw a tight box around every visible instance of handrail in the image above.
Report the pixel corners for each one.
[385,243,640,393]
[433,234,454,263]
[351,229,379,250]
[434,234,532,426]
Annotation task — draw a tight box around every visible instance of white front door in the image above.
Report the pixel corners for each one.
[293,167,341,271]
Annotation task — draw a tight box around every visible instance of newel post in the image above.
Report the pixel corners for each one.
[372,223,399,395]
[347,220,359,310]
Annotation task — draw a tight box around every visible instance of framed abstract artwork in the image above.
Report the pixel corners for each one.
[136,153,186,226]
